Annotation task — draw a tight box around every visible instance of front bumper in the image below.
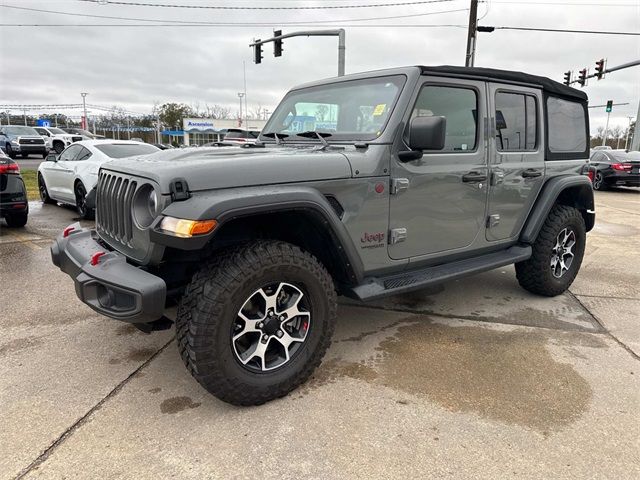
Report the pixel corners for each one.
[51,223,166,323]
[14,144,47,154]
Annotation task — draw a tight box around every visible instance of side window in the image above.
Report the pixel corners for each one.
[75,147,92,161]
[411,85,477,152]
[547,97,587,154]
[59,145,81,162]
[35,128,48,136]
[495,92,537,151]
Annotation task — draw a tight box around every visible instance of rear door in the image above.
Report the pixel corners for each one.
[388,77,489,259]
[486,84,545,241]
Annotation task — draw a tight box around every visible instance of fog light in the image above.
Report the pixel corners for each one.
[159,216,217,238]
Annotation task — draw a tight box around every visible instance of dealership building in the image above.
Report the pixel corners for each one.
[171,118,267,146]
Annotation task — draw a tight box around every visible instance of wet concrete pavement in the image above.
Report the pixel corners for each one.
[1,189,638,479]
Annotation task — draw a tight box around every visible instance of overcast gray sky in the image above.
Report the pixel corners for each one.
[0,0,638,133]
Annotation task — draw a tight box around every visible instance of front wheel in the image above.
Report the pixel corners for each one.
[516,205,586,296]
[6,144,16,159]
[53,142,64,154]
[176,240,337,406]
[75,182,94,220]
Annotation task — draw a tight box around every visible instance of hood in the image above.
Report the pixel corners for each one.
[101,145,353,194]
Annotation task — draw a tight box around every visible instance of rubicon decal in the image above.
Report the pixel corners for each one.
[360,231,385,249]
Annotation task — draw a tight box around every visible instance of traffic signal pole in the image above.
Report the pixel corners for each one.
[602,110,611,147]
[464,0,479,67]
[250,29,346,77]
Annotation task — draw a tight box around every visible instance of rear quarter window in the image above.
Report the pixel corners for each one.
[546,97,587,156]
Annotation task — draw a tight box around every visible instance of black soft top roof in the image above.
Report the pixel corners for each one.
[420,65,587,102]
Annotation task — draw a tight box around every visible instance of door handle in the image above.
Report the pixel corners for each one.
[462,171,488,183]
[522,168,542,178]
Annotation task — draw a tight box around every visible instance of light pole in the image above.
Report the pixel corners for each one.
[625,116,634,150]
[81,92,88,130]
[237,92,245,128]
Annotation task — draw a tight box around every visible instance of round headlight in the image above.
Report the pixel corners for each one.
[133,184,159,229]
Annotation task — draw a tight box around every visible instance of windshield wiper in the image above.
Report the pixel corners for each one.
[296,130,332,148]
[261,132,289,145]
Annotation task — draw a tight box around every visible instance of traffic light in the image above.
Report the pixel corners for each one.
[606,100,613,113]
[563,71,571,86]
[253,40,263,64]
[595,58,606,80]
[274,30,283,57]
[577,68,587,87]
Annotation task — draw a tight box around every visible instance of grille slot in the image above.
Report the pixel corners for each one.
[97,171,137,245]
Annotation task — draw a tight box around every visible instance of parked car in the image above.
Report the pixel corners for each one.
[219,128,261,145]
[0,149,28,227]
[152,143,173,150]
[38,140,159,218]
[34,126,83,154]
[589,149,640,190]
[52,65,594,406]
[0,125,48,159]
[61,128,105,140]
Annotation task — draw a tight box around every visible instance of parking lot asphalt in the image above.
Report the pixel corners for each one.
[1,189,639,479]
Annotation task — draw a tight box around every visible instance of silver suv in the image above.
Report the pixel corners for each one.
[0,126,48,159]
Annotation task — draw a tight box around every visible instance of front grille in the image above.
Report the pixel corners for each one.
[71,136,83,142]
[19,138,45,145]
[96,171,137,245]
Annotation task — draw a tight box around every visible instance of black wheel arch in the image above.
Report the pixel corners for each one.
[520,175,595,244]
[152,186,364,289]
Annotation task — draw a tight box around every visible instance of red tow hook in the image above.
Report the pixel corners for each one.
[90,251,106,266]
[63,226,76,238]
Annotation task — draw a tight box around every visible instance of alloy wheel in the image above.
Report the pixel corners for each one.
[593,172,603,190]
[550,227,576,278]
[232,282,311,372]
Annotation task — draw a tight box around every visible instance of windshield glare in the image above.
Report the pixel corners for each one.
[95,143,159,158]
[5,126,39,135]
[262,75,406,142]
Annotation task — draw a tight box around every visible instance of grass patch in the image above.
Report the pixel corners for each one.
[21,170,40,201]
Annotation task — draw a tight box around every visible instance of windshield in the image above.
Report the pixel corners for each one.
[5,126,39,136]
[48,127,67,135]
[95,143,159,158]
[608,151,640,161]
[262,75,406,142]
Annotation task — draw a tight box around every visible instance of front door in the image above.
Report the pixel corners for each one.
[486,84,545,241]
[389,77,489,260]
[44,144,82,201]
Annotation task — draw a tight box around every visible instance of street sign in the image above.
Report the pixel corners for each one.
[606,100,613,113]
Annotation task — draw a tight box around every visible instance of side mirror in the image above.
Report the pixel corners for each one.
[409,115,446,151]
[46,153,58,162]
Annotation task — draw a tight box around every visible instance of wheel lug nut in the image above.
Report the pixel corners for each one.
[262,334,269,342]
[279,315,285,321]
[257,322,264,329]
[276,330,283,338]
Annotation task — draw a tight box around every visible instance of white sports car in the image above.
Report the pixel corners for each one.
[37,140,159,218]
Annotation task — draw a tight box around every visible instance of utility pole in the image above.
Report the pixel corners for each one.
[23,108,27,126]
[127,116,131,139]
[243,61,248,128]
[81,92,88,130]
[237,92,245,127]
[602,100,613,147]
[465,0,479,67]
[624,116,634,150]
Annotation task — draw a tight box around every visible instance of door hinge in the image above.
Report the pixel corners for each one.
[390,178,410,195]
[487,214,500,228]
[389,227,407,244]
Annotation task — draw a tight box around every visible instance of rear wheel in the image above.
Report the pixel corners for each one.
[75,182,94,220]
[38,173,56,205]
[592,171,607,191]
[53,142,64,154]
[516,205,586,296]
[6,144,16,159]
[5,212,28,228]
[176,240,337,406]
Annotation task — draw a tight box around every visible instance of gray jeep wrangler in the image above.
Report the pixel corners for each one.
[52,66,594,405]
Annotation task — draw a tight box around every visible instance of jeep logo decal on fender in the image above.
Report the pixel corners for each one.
[361,232,385,249]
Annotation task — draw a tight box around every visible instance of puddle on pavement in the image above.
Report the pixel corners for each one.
[160,396,201,414]
[308,321,600,433]
[109,347,156,365]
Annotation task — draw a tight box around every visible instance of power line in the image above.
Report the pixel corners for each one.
[484,26,640,36]
[1,4,469,25]
[75,0,459,9]
[0,23,467,28]
[490,1,638,6]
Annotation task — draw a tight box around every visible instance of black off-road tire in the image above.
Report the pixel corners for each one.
[38,173,56,205]
[516,204,586,297]
[53,142,65,154]
[176,240,337,406]
[5,212,28,228]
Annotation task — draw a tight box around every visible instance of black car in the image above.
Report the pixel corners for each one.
[590,150,640,190]
[0,150,28,227]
